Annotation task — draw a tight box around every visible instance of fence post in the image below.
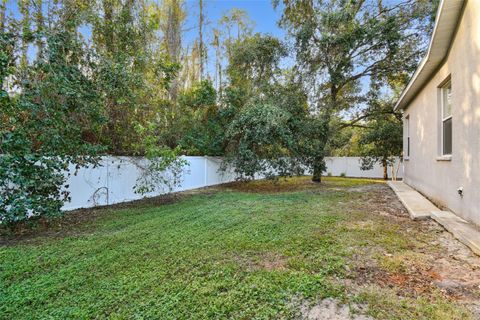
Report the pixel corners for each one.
[204,157,208,187]
[106,156,109,205]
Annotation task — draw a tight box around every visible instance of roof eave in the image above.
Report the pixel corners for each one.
[394,0,465,111]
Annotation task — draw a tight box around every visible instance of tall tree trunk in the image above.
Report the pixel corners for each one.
[212,28,220,90]
[312,89,336,183]
[312,159,323,183]
[103,0,114,55]
[34,0,44,59]
[382,157,388,180]
[218,63,222,99]
[311,136,328,183]
[198,0,204,80]
[190,41,199,83]
[19,0,30,68]
[0,0,6,33]
[102,0,118,152]
[163,0,183,100]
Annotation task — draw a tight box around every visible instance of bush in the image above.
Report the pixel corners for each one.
[222,102,305,180]
[178,80,216,109]
[133,147,188,195]
[0,31,104,227]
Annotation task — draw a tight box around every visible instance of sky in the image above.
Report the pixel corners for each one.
[5,0,286,79]
[183,0,287,76]
[5,0,284,35]
[183,0,284,41]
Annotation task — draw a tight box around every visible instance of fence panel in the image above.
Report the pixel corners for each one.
[324,157,403,179]
[62,156,402,211]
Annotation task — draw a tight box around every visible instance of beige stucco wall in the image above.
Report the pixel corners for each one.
[403,0,480,225]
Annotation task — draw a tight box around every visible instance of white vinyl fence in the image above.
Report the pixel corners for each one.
[62,156,236,211]
[62,156,402,211]
[324,157,403,179]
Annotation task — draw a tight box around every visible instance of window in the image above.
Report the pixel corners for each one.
[441,81,452,155]
[405,115,410,158]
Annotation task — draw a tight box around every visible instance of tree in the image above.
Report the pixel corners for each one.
[178,80,226,156]
[219,8,254,59]
[0,0,186,227]
[33,0,44,59]
[179,79,216,109]
[198,0,205,80]
[223,101,306,180]
[0,29,105,227]
[225,33,287,114]
[18,0,31,68]
[227,34,286,88]
[220,34,313,179]
[326,123,365,157]
[359,97,403,180]
[211,28,222,91]
[0,0,7,33]
[276,0,437,182]
[159,0,186,101]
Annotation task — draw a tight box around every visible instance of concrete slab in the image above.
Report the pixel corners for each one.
[388,182,480,257]
[387,181,437,220]
[388,181,413,193]
[431,211,480,256]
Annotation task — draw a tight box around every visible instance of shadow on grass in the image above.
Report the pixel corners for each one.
[0,176,379,245]
[221,176,383,194]
[0,192,189,245]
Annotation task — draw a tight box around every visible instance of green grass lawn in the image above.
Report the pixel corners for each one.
[0,177,474,319]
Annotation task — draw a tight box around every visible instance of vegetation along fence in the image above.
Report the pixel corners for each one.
[62,156,403,211]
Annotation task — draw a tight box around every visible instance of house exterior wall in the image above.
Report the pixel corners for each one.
[403,0,480,225]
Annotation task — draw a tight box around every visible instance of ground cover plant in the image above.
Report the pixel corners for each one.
[1,177,479,319]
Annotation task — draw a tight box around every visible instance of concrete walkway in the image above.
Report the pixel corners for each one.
[387,181,438,220]
[431,211,480,256]
[388,181,480,256]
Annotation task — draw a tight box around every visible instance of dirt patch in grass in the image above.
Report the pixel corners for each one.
[342,183,480,317]
[233,252,289,271]
[223,176,381,194]
[223,176,324,193]
[353,184,408,218]
[260,253,289,271]
[299,298,372,320]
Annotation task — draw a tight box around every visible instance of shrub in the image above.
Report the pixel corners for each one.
[222,102,305,180]
[133,147,188,195]
[0,31,104,227]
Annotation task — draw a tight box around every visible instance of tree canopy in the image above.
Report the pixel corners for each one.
[275,0,437,181]
[0,0,438,226]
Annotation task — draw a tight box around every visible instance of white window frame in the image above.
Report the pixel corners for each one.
[441,80,452,156]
